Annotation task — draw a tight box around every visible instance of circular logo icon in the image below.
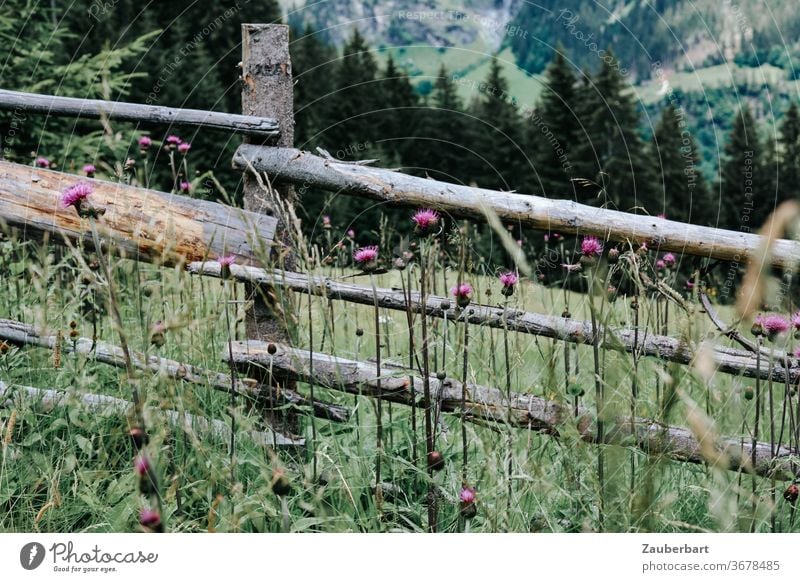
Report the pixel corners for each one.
[19,542,46,570]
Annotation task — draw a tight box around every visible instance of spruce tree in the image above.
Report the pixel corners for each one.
[292,24,338,148]
[573,50,653,212]
[406,64,469,182]
[471,58,526,192]
[650,104,711,225]
[780,102,800,201]
[527,48,580,197]
[328,29,380,153]
[376,54,418,161]
[719,105,760,230]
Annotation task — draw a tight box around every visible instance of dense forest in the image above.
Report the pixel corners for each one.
[1,0,799,245]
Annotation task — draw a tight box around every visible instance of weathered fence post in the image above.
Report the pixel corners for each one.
[240,24,298,431]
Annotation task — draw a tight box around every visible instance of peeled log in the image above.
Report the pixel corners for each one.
[234,145,800,269]
[0,381,302,447]
[188,262,800,385]
[226,341,797,479]
[0,160,276,266]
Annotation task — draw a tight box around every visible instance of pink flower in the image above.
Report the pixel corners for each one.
[138,135,152,150]
[139,508,161,529]
[580,236,603,257]
[353,245,379,266]
[165,135,182,147]
[35,157,50,168]
[451,282,473,307]
[662,253,676,266]
[61,182,93,209]
[685,280,695,290]
[322,215,331,227]
[459,486,476,504]
[83,164,96,177]
[499,271,518,287]
[756,314,790,339]
[412,208,440,234]
[218,255,236,267]
[656,260,666,270]
[180,181,191,193]
[177,142,191,154]
[134,455,150,477]
[346,229,355,239]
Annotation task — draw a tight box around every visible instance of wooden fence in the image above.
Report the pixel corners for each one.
[0,24,798,516]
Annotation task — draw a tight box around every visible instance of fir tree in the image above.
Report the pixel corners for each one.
[718,105,760,230]
[573,50,653,212]
[470,58,526,192]
[780,102,800,201]
[650,104,711,225]
[527,48,580,197]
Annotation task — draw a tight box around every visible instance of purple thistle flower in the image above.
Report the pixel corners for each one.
[139,508,162,531]
[180,181,191,193]
[412,208,440,235]
[83,164,96,177]
[580,236,603,257]
[756,313,790,340]
[499,271,518,296]
[35,157,50,168]
[460,486,476,504]
[165,135,182,147]
[322,215,331,227]
[499,271,518,287]
[218,255,236,267]
[138,135,152,150]
[353,245,378,264]
[134,455,150,477]
[656,259,666,270]
[662,252,676,266]
[451,282,473,308]
[61,182,93,209]
[353,246,379,272]
[177,142,191,154]
[346,229,355,239]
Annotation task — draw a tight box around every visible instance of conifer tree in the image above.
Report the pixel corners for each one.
[528,48,580,197]
[328,29,380,152]
[573,50,653,212]
[471,58,526,192]
[780,102,800,201]
[650,104,711,225]
[719,105,760,229]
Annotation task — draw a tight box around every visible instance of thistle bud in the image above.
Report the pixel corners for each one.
[427,451,445,472]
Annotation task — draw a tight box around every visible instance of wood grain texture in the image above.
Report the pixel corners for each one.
[0,159,276,266]
[233,144,800,269]
[187,261,799,385]
[0,381,302,447]
[0,318,348,424]
[0,89,280,139]
[228,342,796,478]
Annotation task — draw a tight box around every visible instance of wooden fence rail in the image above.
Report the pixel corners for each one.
[188,261,797,385]
[227,341,796,479]
[0,160,276,266]
[0,89,281,139]
[0,381,301,447]
[0,318,348,424]
[233,144,800,269]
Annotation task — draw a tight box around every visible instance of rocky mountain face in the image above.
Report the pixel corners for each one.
[282,0,523,50]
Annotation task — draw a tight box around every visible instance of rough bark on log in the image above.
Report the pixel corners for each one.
[0,381,302,447]
[227,341,798,478]
[0,318,348,424]
[0,160,276,267]
[0,89,280,139]
[233,145,800,269]
[188,261,800,385]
